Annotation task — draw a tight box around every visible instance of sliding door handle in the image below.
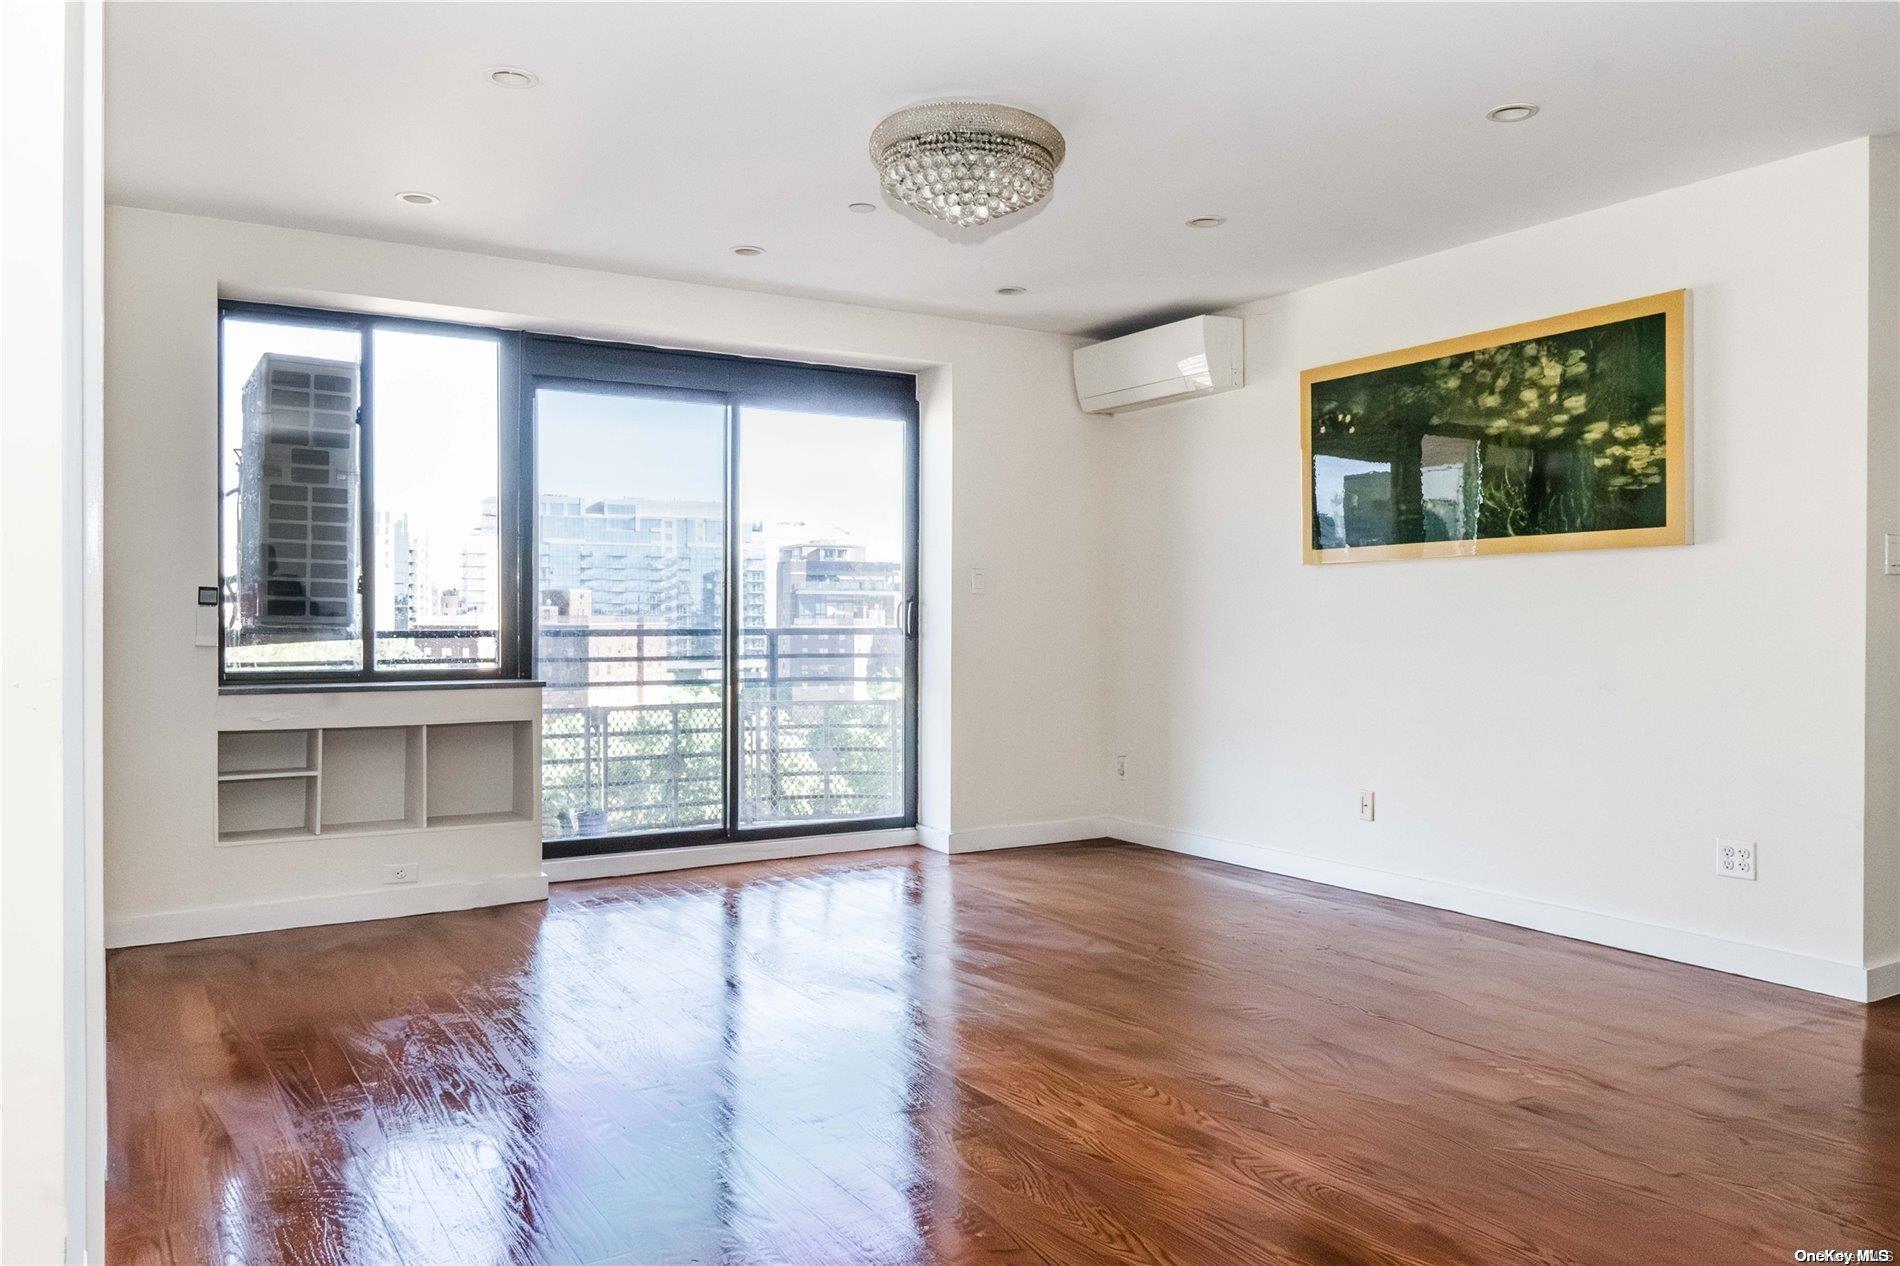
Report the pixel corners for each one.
[899,597,917,639]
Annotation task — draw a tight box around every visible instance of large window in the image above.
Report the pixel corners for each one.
[218,304,918,853]
[218,305,515,682]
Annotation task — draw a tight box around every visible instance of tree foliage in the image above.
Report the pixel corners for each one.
[1311,313,1669,546]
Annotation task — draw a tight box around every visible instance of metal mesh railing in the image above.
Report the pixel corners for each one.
[539,626,905,841]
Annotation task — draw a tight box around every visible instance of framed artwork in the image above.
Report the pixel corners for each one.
[1301,290,1687,564]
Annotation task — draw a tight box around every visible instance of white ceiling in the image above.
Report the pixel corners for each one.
[105,2,1899,337]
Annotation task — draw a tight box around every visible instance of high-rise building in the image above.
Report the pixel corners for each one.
[373,510,434,631]
[769,542,902,700]
[537,494,760,628]
[703,531,770,631]
[540,494,711,623]
[775,542,901,626]
[235,352,358,631]
[458,531,496,620]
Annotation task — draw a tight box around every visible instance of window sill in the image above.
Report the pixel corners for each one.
[219,678,545,697]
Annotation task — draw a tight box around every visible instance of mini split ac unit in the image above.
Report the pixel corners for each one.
[1072,314,1244,414]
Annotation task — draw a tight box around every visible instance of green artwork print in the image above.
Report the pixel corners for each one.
[1305,297,1682,562]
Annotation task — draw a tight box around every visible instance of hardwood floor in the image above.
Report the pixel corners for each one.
[108,842,1899,1265]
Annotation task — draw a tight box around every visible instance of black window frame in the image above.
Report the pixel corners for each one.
[217,299,529,686]
[216,301,921,852]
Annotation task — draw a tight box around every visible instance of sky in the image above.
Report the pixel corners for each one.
[536,391,905,560]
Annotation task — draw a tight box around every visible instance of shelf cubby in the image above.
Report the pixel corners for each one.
[217,774,318,842]
[424,721,534,827]
[217,729,320,780]
[318,726,425,835]
[213,700,539,847]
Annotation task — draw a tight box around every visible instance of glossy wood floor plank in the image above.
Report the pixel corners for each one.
[108,842,1900,1265]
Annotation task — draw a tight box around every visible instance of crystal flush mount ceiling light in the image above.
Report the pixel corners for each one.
[870,101,1066,229]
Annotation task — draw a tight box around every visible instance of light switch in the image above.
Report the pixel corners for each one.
[1886,534,1900,576]
[970,567,990,595]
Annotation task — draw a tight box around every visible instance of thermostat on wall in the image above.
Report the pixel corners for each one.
[195,586,219,647]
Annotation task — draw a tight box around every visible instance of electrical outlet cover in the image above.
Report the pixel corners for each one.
[1717,839,1756,880]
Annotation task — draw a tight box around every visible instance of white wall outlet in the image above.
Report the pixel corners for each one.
[1115,754,1128,781]
[1358,790,1375,822]
[1717,839,1756,881]
[383,861,418,885]
[970,567,990,595]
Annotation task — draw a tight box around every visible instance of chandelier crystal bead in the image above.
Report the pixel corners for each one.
[868,101,1065,229]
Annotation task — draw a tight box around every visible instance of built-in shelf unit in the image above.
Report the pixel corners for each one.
[214,688,541,847]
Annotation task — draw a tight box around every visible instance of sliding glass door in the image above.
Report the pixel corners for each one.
[531,339,916,856]
[737,408,911,830]
[536,384,730,846]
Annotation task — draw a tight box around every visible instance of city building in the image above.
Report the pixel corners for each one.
[373,509,429,631]
[233,352,358,633]
[774,541,902,626]
[536,493,730,626]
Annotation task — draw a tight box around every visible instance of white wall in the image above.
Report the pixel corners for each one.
[2,3,103,1262]
[1866,133,1900,985]
[1106,139,1894,998]
[102,207,1110,940]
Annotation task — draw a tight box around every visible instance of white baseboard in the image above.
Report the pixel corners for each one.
[921,817,1106,854]
[1107,817,1889,1003]
[543,827,919,882]
[105,872,549,949]
[1867,955,1900,1003]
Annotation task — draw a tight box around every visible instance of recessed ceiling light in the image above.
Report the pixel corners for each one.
[731,245,766,257]
[848,202,877,214]
[488,67,539,89]
[1486,103,1539,123]
[995,286,1027,296]
[1186,215,1226,229]
[395,191,440,206]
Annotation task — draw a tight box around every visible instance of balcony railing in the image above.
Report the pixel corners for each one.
[538,625,905,841]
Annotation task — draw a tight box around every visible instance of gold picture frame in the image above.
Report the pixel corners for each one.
[1300,290,1688,564]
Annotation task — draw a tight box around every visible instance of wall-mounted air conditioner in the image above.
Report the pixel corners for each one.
[1073,314,1244,414]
